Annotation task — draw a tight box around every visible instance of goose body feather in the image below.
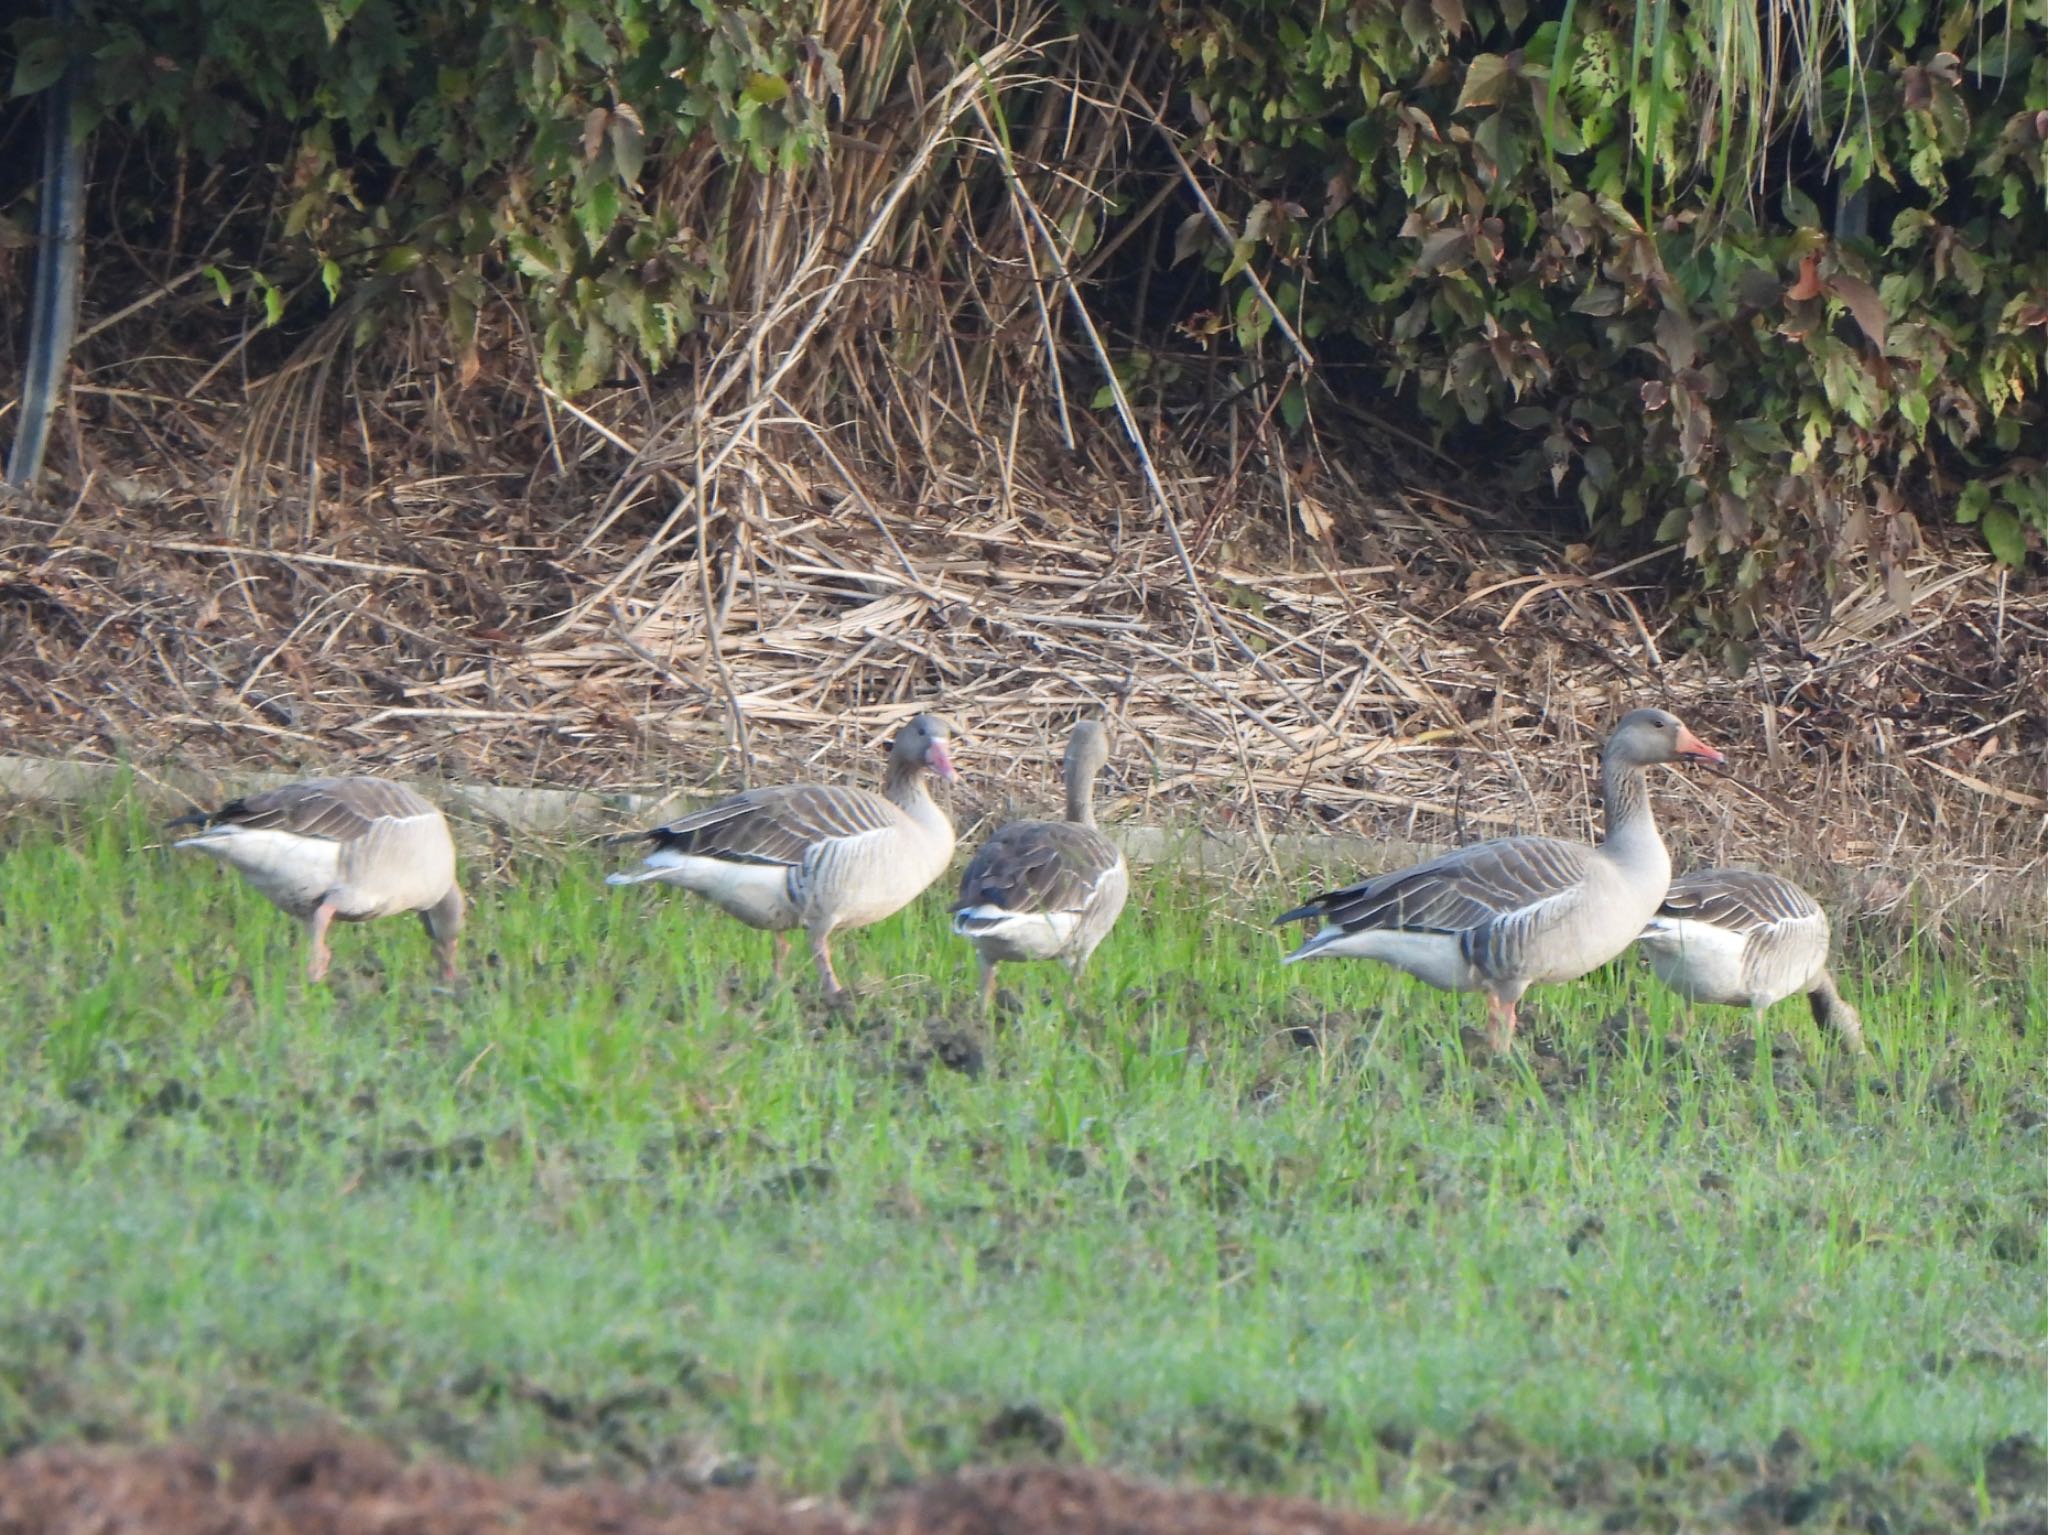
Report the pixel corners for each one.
[607,713,959,1002]
[952,818,1127,965]
[609,783,952,933]
[1639,869,1829,1010]
[951,720,1127,1004]
[173,777,456,922]
[171,776,466,982]
[1274,708,1724,1050]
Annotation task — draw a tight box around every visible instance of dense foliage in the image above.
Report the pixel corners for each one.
[6,0,2048,609]
[1163,0,2048,616]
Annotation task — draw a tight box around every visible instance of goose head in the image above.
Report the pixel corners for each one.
[421,883,467,981]
[1607,707,1724,768]
[891,713,959,783]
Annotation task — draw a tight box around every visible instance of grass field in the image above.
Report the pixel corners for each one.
[1,795,2044,1532]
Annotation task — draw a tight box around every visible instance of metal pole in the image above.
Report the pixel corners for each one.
[5,0,85,492]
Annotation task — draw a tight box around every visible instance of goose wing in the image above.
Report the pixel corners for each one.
[954,820,1121,918]
[635,784,902,868]
[1653,869,1818,936]
[170,777,433,843]
[1278,835,1593,936]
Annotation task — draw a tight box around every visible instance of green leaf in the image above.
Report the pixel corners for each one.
[1956,482,1991,525]
[202,265,233,306]
[320,259,342,305]
[1457,53,1513,111]
[577,180,620,253]
[10,34,69,97]
[610,114,647,188]
[1280,382,1307,430]
[509,235,563,281]
[563,11,615,67]
[1982,503,2026,566]
[743,72,790,104]
[1780,183,1822,230]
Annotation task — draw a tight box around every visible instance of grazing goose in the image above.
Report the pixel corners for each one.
[1274,708,1724,1051]
[951,719,1129,1010]
[171,777,465,982]
[608,714,958,1001]
[1638,869,1866,1051]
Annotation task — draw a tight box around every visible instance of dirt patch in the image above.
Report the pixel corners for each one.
[0,1434,1493,1535]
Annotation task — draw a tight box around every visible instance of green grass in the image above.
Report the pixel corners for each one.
[0,794,2044,1530]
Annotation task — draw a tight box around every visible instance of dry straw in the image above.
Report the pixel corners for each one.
[2,6,2044,940]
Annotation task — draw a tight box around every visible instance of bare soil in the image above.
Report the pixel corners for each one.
[0,1434,1483,1535]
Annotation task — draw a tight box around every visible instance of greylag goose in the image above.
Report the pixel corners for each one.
[1274,708,1724,1051]
[607,714,958,1001]
[171,777,465,982]
[1638,869,1866,1051]
[951,719,1129,1009]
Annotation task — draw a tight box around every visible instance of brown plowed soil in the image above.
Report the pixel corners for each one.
[0,1434,1491,1535]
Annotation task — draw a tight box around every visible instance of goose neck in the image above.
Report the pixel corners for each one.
[1598,753,1660,864]
[1064,764,1099,828]
[886,764,951,836]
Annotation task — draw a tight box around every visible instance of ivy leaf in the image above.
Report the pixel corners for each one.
[1413,226,1469,274]
[1780,183,1823,231]
[563,11,615,67]
[609,109,647,188]
[577,179,620,253]
[1825,272,1887,353]
[10,34,69,97]
[1457,53,1513,111]
[1982,503,2027,566]
[509,234,563,280]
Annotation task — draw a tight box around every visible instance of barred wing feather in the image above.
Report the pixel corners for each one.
[954,821,1120,918]
[1289,836,1595,935]
[639,784,903,867]
[172,777,436,843]
[1654,870,1819,935]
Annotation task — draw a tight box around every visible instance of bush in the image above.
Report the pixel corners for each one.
[7,0,2047,614]
[1163,0,2048,615]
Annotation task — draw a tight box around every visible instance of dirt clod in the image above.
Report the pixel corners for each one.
[0,1437,1482,1535]
[1988,1436,2048,1501]
[754,1162,835,1201]
[980,1403,1065,1456]
[927,1026,986,1078]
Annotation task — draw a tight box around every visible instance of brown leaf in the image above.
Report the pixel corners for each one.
[1825,271,1888,353]
[1296,493,1336,542]
[1456,52,1511,109]
[1654,304,1697,371]
[583,108,609,163]
[1786,254,1823,302]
